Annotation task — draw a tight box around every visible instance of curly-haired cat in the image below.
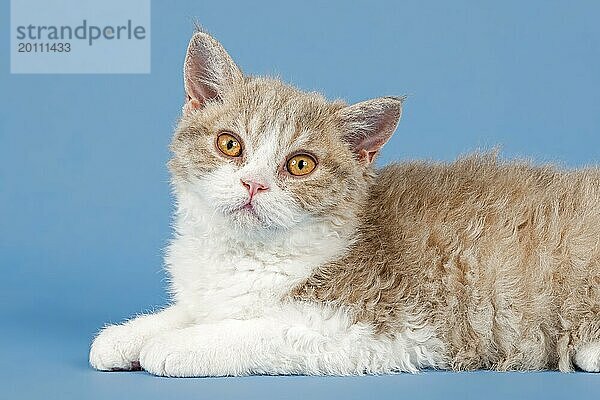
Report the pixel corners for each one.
[89,31,600,376]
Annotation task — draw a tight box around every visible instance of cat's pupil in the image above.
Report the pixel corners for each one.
[298,160,306,169]
[227,140,235,150]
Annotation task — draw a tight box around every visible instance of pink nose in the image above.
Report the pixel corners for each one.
[240,178,269,200]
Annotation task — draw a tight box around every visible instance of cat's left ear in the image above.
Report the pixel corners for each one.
[183,31,243,114]
[338,96,404,164]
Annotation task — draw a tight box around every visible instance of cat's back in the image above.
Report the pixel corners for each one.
[372,153,600,228]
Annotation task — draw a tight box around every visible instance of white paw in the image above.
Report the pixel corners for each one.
[139,331,206,377]
[575,342,600,372]
[89,324,144,371]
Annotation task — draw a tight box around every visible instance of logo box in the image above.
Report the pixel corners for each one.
[10,0,151,74]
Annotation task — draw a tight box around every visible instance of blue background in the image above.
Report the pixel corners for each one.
[1,1,599,399]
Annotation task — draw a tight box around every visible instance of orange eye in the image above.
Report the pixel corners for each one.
[217,132,242,157]
[286,154,317,176]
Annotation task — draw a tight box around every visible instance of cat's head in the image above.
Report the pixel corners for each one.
[169,32,402,234]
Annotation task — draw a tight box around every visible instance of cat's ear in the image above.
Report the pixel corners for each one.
[339,97,404,164]
[183,32,243,114]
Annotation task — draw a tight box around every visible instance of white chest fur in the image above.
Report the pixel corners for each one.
[166,192,351,323]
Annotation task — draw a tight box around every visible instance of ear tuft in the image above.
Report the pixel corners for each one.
[183,32,242,113]
[339,96,404,164]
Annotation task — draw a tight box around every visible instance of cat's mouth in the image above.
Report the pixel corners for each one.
[234,201,261,219]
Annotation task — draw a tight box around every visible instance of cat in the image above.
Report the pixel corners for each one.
[89,30,600,377]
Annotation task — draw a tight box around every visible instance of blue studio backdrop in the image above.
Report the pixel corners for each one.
[1,1,599,399]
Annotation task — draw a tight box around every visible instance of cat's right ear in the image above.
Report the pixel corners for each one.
[338,96,404,164]
[183,32,243,114]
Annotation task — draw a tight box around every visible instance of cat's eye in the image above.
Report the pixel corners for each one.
[216,132,242,157]
[286,154,317,176]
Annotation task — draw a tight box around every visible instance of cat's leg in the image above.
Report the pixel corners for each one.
[574,342,600,372]
[89,304,192,371]
[138,303,444,377]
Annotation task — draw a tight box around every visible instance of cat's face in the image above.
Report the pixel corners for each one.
[169,32,402,234]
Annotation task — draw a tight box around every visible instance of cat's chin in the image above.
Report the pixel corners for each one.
[227,205,273,231]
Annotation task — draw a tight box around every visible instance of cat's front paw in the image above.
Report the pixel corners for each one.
[89,324,144,371]
[138,331,201,377]
[140,327,231,377]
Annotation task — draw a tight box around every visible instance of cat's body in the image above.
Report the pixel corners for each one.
[296,156,600,372]
[89,31,600,376]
